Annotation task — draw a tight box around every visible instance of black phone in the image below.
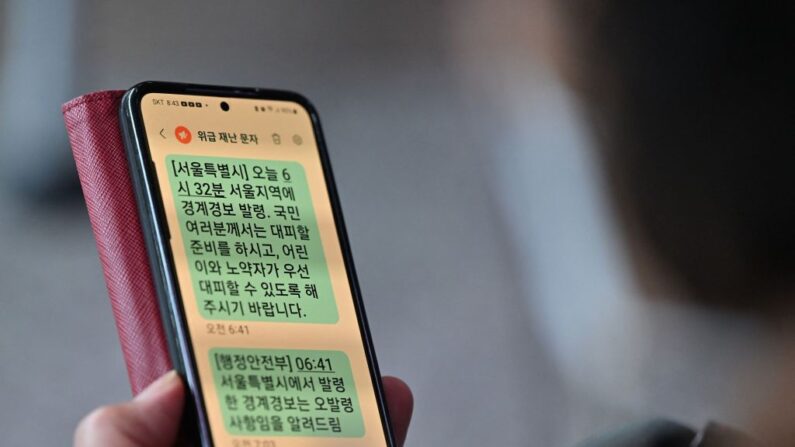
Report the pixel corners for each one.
[119,81,396,447]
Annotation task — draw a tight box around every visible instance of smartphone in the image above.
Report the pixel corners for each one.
[119,81,396,447]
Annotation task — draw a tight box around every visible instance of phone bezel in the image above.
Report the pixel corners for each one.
[119,81,397,446]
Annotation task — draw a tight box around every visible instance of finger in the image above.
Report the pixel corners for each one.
[74,370,185,447]
[382,376,414,446]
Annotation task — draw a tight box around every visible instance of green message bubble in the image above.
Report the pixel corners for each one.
[210,348,365,437]
[167,155,338,323]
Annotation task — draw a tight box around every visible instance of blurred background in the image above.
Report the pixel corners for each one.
[0,1,781,445]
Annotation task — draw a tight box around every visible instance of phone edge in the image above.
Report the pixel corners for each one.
[120,85,213,446]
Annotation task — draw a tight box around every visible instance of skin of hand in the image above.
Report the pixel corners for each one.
[74,370,413,447]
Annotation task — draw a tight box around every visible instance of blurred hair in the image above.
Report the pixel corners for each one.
[556,2,794,312]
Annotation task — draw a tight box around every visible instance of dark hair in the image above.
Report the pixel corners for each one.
[558,2,794,311]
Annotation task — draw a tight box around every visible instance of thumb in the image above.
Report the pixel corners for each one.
[75,370,185,447]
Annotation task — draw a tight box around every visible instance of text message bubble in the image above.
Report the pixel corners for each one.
[167,155,338,323]
[210,348,365,437]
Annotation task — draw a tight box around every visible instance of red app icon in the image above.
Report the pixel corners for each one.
[175,125,192,144]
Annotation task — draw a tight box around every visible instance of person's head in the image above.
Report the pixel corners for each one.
[553,2,794,314]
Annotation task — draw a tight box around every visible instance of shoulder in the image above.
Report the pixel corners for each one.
[577,420,759,447]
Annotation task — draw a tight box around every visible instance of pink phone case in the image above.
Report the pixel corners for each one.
[62,91,172,395]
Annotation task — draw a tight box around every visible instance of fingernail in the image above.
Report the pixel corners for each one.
[135,370,179,401]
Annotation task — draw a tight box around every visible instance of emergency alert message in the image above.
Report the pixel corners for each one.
[167,155,339,323]
[211,348,365,437]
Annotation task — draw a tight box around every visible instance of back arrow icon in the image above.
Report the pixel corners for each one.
[160,128,166,138]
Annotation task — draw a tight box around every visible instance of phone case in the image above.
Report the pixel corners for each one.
[62,90,172,395]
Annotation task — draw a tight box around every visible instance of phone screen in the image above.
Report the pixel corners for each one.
[139,92,389,446]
